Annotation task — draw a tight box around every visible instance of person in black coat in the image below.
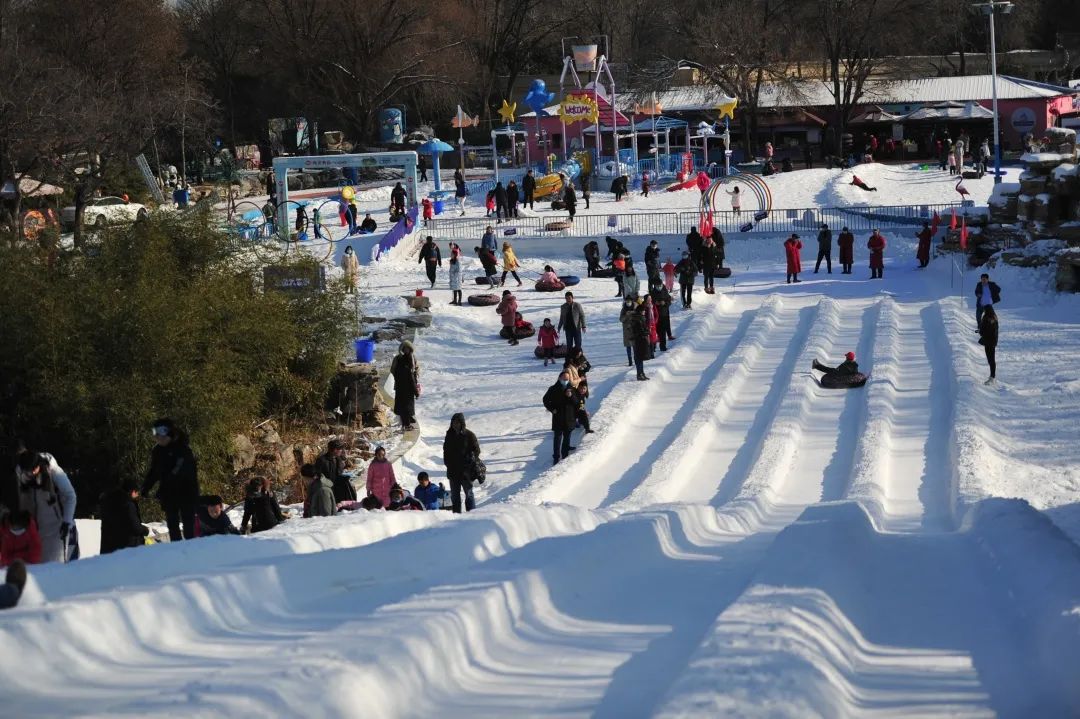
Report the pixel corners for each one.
[580,173,591,209]
[418,154,428,182]
[563,183,577,221]
[814,223,833,274]
[710,228,726,269]
[316,439,356,503]
[583,241,601,277]
[194,495,240,537]
[418,236,442,288]
[974,273,1002,328]
[685,227,703,267]
[240,477,285,534]
[543,371,580,464]
[522,170,536,210]
[675,252,698,309]
[99,479,149,554]
[644,240,661,281]
[650,281,674,351]
[506,180,520,218]
[390,182,407,213]
[142,418,199,542]
[493,181,508,222]
[979,304,999,384]
[390,341,420,429]
[442,413,480,513]
[701,241,721,293]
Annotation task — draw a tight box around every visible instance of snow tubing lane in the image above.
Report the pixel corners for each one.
[545,220,572,231]
[535,281,566,292]
[820,372,868,389]
[559,275,581,287]
[467,294,499,306]
[534,344,569,359]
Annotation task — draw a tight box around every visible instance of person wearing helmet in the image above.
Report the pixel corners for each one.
[812,351,859,376]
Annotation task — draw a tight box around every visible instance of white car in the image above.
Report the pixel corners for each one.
[61,196,149,228]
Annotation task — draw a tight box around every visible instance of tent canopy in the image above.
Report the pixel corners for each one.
[851,105,906,124]
[904,101,994,121]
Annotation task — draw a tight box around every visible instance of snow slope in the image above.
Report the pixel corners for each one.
[3,187,1079,717]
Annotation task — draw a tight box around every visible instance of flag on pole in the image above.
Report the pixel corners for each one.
[931,211,940,235]
[959,216,968,250]
[949,208,957,231]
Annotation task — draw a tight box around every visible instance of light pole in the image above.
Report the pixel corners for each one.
[974,1,1013,185]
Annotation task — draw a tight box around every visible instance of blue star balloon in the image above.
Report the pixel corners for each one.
[523,79,555,117]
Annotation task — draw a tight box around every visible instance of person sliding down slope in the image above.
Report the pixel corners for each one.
[850,175,877,192]
[812,352,859,376]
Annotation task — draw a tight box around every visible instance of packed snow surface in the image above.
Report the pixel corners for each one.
[3,166,1079,718]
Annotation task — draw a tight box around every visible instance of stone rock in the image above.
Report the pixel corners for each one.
[1056,254,1080,292]
[252,422,281,446]
[998,250,1052,268]
[401,295,432,312]
[363,406,392,428]
[231,433,256,473]
[1032,195,1060,225]
[293,443,319,467]
[1019,175,1047,196]
[372,327,404,343]
[396,314,433,328]
[362,316,387,324]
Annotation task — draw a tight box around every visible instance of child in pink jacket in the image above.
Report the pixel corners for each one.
[365,446,397,507]
[662,258,676,292]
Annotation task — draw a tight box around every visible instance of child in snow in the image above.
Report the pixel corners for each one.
[726,186,741,214]
[421,197,434,226]
[0,511,42,566]
[662,257,676,292]
[537,318,559,366]
[365,446,396,507]
[514,312,535,339]
[413,472,447,511]
[485,190,496,217]
[387,485,424,511]
[538,265,562,287]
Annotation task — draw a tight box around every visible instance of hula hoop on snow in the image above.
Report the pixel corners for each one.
[699,172,774,236]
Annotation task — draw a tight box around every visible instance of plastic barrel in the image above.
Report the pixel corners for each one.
[433,199,444,215]
[354,338,375,363]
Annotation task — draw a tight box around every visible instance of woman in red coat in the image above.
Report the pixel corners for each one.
[915,221,932,268]
[867,229,886,279]
[784,234,803,283]
[837,227,855,274]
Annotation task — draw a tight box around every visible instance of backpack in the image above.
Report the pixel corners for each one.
[464,453,487,485]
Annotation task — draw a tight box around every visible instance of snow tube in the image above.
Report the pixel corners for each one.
[467,294,499,307]
[474,276,497,285]
[715,267,732,279]
[591,267,615,278]
[535,280,566,292]
[545,220,572,232]
[820,372,868,389]
[559,275,580,287]
[534,344,569,359]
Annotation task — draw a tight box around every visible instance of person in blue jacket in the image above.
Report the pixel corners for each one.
[413,472,447,510]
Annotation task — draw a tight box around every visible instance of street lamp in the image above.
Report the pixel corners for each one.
[973,0,1013,185]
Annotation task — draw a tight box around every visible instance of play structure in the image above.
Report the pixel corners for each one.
[272,152,418,239]
[666,170,712,193]
[699,171,774,235]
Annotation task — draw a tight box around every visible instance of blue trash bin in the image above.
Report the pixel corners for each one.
[354,338,375,363]
[433,199,444,215]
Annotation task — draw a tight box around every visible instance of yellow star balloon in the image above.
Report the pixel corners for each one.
[716,95,738,120]
[498,99,517,124]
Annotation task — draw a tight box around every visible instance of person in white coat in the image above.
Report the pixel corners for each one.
[342,246,360,293]
[15,451,77,563]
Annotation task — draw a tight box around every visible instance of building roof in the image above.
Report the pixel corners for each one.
[644,75,1076,113]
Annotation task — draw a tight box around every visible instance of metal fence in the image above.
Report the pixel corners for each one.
[424,203,963,241]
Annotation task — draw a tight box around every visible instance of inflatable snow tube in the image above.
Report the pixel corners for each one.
[559,275,581,287]
[535,280,566,292]
[591,267,615,278]
[474,276,497,285]
[545,220,572,232]
[820,372,868,389]
[533,344,569,359]
[715,267,732,279]
[467,293,499,307]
